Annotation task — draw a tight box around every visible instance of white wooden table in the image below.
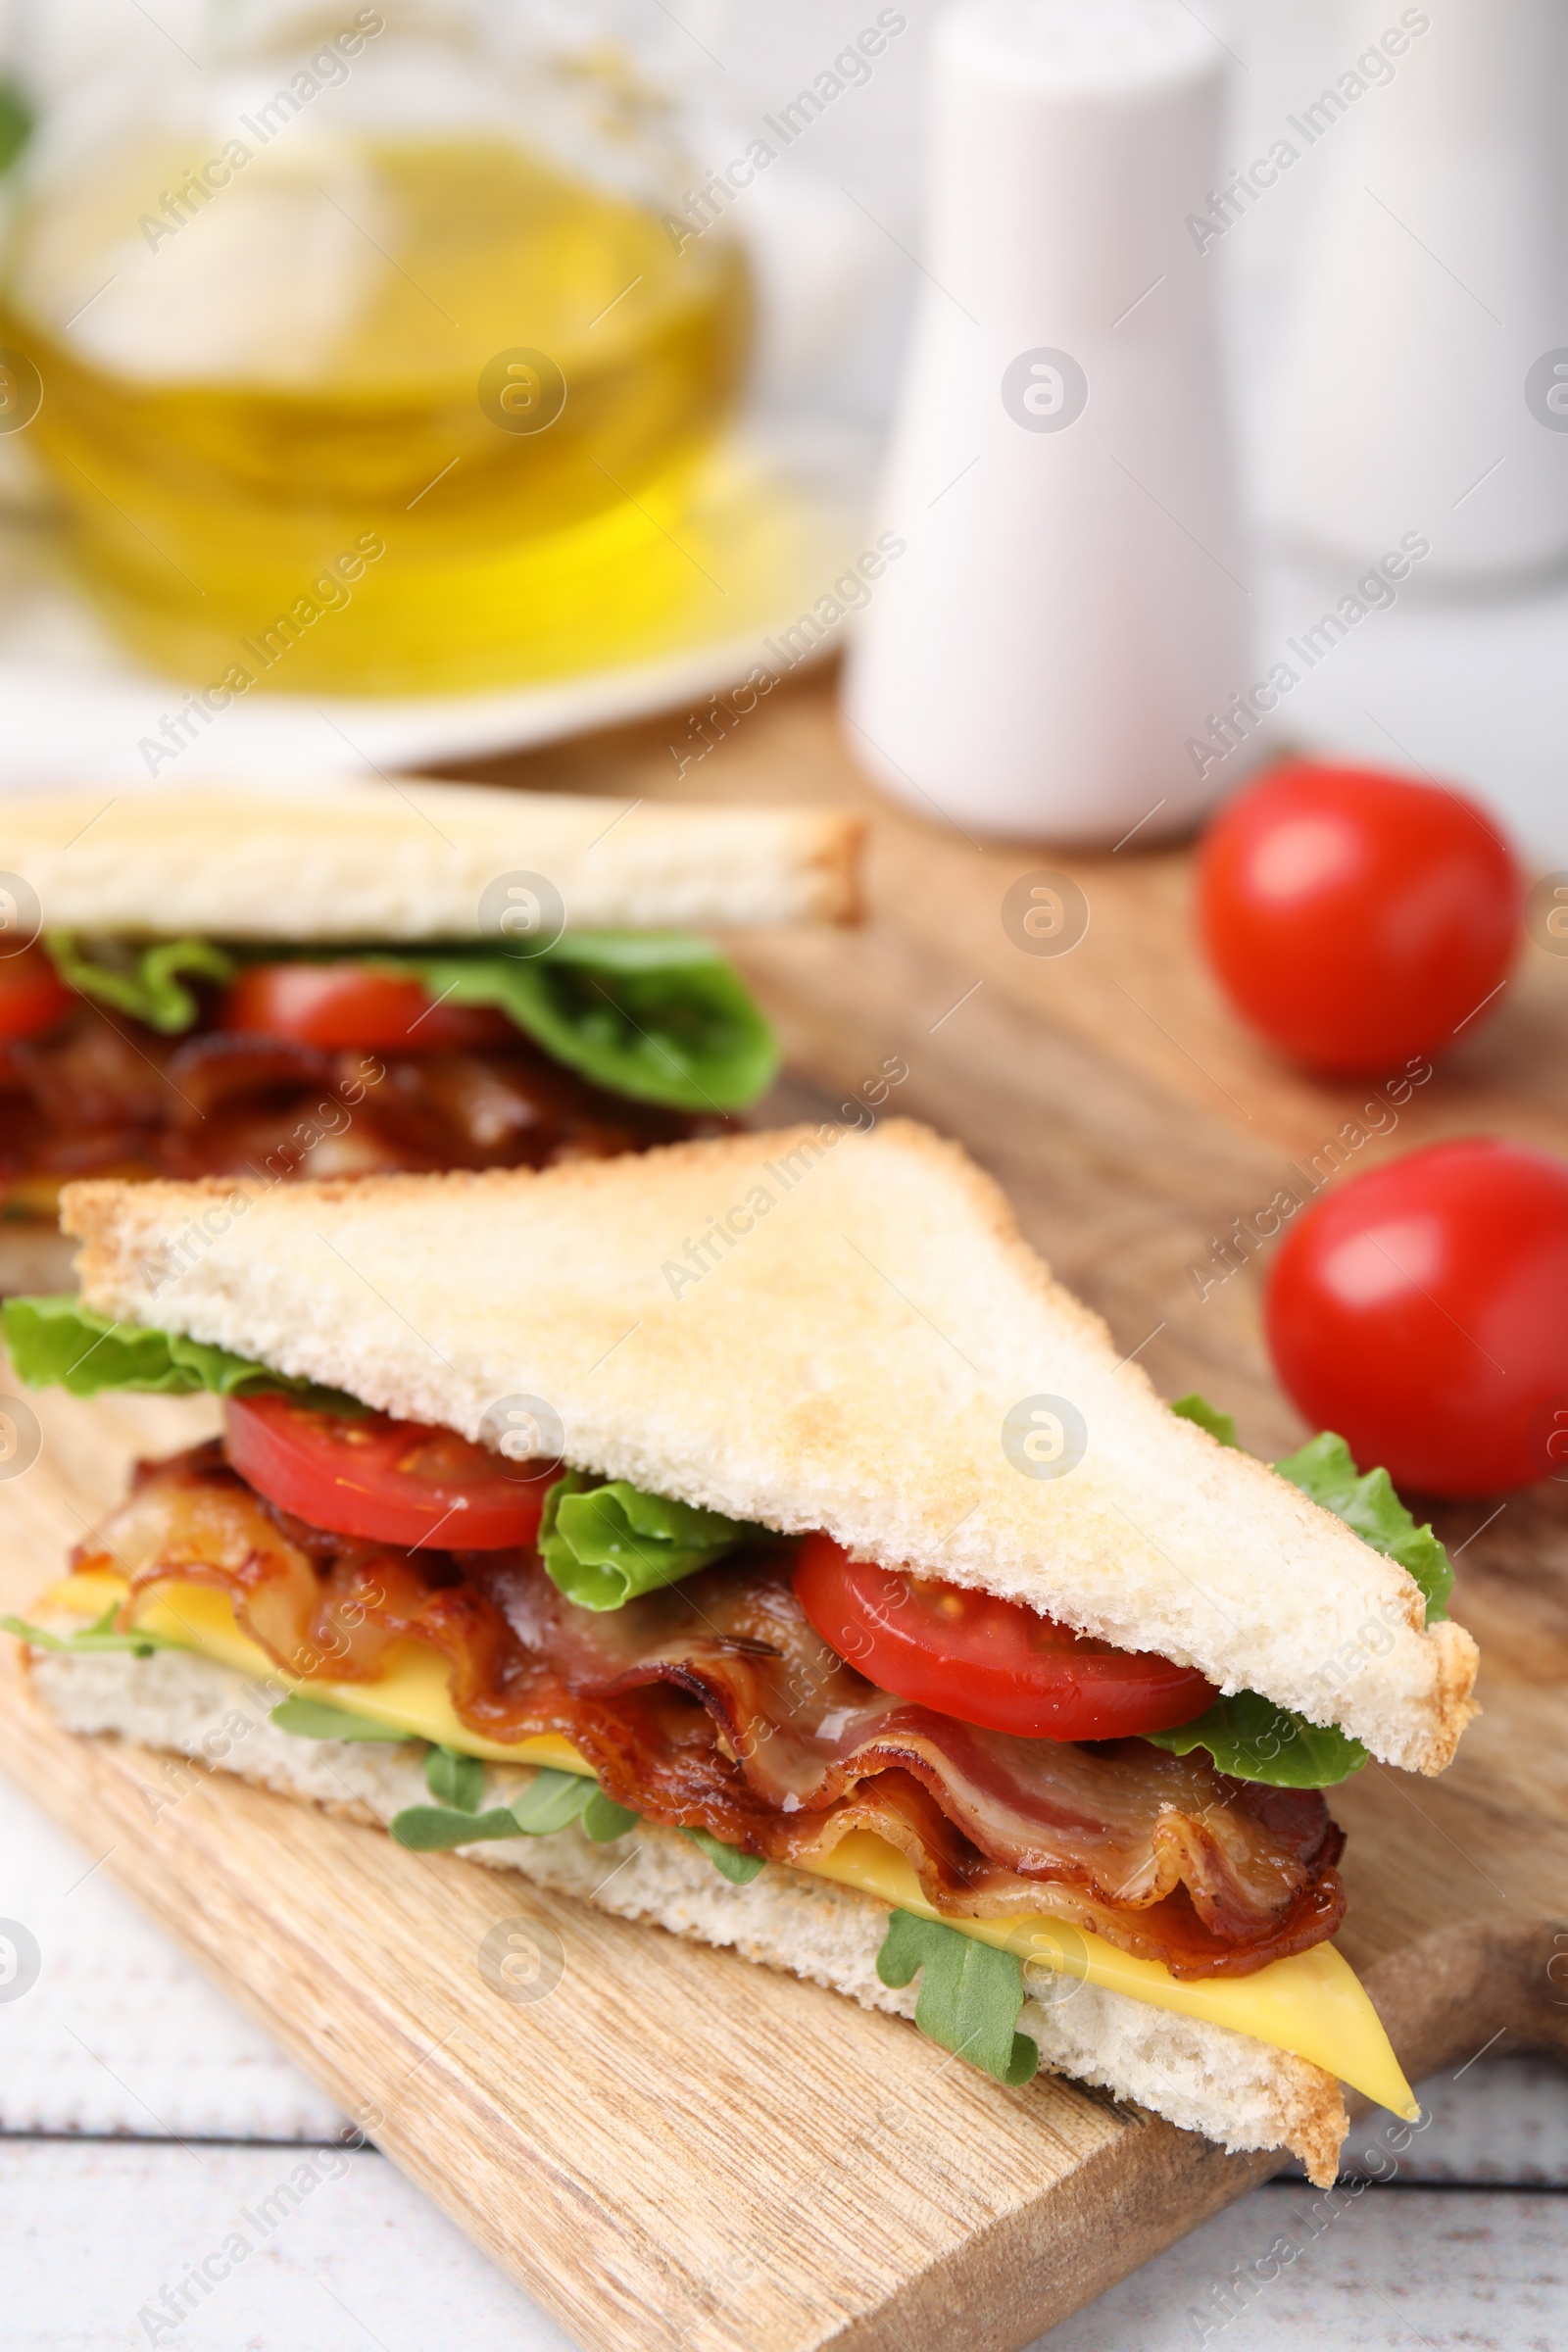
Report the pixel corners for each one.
[2,11,1566,2337]
[4,1769,1565,2351]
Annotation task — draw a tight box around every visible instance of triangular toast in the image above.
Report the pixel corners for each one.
[62,1119,1477,1774]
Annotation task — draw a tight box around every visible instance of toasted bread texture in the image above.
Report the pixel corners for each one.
[0,778,863,936]
[27,1642,1348,2185]
[62,1121,1478,1774]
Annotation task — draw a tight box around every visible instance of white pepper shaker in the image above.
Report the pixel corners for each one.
[1269,0,1568,583]
[843,0,1250,845]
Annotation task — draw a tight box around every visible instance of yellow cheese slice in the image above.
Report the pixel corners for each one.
[39,1573,584,1773]
[32,1572,1416,2114]
[808,1829,1415,2115]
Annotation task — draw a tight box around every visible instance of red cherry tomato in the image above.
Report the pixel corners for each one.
[793,1535,1217,1740]
[1198,762,1522,1076]
[1265,1138,1568,1497]
[225,1393,552,1548]
[0,945,74,1041]
[220,963,514,1052]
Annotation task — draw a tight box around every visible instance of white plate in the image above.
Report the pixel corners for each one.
[0,427,867,792]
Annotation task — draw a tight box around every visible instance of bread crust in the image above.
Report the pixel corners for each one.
[0,780,864,935]
[26,1641,1350,2185]
[61,1120,1479,1773]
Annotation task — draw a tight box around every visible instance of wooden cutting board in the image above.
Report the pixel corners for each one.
[4,670,1567,2351]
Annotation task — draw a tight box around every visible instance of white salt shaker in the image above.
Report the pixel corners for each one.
[843,0,1250,845]
[1269,0,1568,583]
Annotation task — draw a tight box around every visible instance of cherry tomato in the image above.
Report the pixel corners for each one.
[224,1393,552,1548]
[793,1535,1217,1740]
[1265,1138,1568,1497]
[1198,762,1522,1076]
[220,963,514,1052]
[0,945,74,1041]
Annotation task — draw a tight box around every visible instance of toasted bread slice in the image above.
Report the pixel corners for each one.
[28,1641,1349,2185]
[0,778,862,936]
[61,1121,1478,1774]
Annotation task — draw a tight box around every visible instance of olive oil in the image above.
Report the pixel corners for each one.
[0,136,752,692]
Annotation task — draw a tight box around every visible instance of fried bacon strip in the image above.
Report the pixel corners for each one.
[76,1446,1347,1980]
[0,1005,712,1210]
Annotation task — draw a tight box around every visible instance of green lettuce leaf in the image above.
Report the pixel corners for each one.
[1170,1396,1451,1622]
[400,935,777,1111]
[2,1603,184,1659]
[46,932,236,1032]
[1146,1691,1368,1786]
[270,1697,414,1742]
[682,1826,765,1884]
[539,1470,761,1610]
[876,1910,1038,2086]
[1274,1430,1452,1622]
[1151,1396,1451,1786]
[2,1296,362,1410]
[1171,1393,1238,1447]
[41,922,776,1109]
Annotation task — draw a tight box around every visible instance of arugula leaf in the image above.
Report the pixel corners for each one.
[406,934,775,1112]
[423,1745,485,1810]
[270,1697,414,1742]
[1146,1691,1368,1786]
[1275,1430,1452,1623]
[2,1296,363,1411]
[388,1804,526,1851]
[876,1911,1039,2086]
[682,1826,765,1884]
[2,1603,184,1659]
[46,932,236,1032]
[1171,1393,1238,1447]
[539,1470,761,1610]
[266,1697,632,1835]
[388,1765,637,1850]
[506,1766,595,1835]
[583,1789,640,1843]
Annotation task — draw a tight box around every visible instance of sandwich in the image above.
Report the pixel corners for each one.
[2,1121,1479,2186]
[0,778,861,1290]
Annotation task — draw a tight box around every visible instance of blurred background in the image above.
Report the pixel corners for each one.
[0,0,1560,856]
[2,13,1566,2348]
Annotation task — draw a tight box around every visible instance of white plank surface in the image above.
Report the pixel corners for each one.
[1040,2183,1568,2351]
[4,1771,1567,2349]
[1,2141,577,2352]
[2,1756,342,2140]
[2,2145,1565,2352]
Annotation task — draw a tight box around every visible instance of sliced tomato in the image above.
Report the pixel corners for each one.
[220,963,514,1052]
[0,945,74,1041]
[224,1392,553,1549]
[794,1535,1217,1740]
